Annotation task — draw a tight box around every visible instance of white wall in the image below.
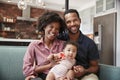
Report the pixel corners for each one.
[116,0,120,66]
[79,6,95,34]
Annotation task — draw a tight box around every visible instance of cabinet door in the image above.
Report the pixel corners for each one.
[96,0,115,13]
[96,0,104,13]
[106,0,115,10]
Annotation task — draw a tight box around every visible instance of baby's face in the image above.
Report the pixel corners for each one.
[63,44,77,59]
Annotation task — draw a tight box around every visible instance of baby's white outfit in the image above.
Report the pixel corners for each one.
[49,58,75,79]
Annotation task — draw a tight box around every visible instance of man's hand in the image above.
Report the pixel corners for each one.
[73,65,86,77]
[64,70,74,80]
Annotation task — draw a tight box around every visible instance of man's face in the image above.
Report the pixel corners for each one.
[64,13,81,34]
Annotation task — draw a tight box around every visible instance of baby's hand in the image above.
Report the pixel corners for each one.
[59,52,65,59]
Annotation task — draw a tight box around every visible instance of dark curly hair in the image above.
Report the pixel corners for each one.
[37,12,66,34]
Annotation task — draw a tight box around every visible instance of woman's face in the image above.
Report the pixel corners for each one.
[44,22,60,41]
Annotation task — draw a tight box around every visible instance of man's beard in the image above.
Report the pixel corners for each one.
[69,29,79,34]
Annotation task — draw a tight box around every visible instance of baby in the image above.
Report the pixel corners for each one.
[46,41,78,80]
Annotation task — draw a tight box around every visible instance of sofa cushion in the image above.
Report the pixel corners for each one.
[0,46,27,80]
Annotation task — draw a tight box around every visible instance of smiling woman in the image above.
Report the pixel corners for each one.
[23,12,66,80]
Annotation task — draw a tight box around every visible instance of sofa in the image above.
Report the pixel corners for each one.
[0,45,120,80]
[98,64,120,80]
[0,46,27,80]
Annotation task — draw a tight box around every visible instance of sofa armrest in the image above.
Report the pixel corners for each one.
[99,64,120,80]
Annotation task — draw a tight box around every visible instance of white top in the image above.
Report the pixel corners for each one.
[49,58,75,79]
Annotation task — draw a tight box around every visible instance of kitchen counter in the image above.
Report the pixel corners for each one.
[0,38,38,42]
[0,38,39,46]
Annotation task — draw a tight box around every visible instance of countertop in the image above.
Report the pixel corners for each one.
[0,38,38,42]
[0,38,39,46]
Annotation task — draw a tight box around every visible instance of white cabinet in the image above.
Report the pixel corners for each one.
[96,0,115,13]
[96,0,104,13]
[106,0,115,10]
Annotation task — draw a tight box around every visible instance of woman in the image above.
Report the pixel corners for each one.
[23,12,66,80]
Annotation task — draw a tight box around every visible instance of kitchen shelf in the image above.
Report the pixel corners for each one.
[0,30,16,33]
[0,30,16,38]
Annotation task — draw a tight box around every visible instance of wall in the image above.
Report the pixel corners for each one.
[0,3,22,17]
[31,7,63,18]
[79,6,95,34]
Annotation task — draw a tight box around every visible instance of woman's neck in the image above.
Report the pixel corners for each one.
[43,37,54,49]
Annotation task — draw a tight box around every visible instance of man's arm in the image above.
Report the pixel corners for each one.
[85,60,99,74]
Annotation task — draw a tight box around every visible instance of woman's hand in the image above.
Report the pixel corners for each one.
[25,75,36,80]
[49,59,59,68]
[53,54,62,62]
[47,54,61,63]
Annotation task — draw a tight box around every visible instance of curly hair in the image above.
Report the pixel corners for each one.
[37,12,66,34]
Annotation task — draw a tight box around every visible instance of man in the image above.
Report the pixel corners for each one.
[58,9,99,80]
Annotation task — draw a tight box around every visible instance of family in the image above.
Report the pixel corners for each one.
[23,9,99,80]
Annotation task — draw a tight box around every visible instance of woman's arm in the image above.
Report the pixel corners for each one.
[34,60,58,73]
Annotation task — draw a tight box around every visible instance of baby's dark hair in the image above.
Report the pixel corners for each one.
[37,12,66,34]
[63,41,78,50]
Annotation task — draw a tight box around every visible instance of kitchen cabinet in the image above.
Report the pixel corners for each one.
[96,0,115,13]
